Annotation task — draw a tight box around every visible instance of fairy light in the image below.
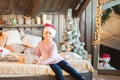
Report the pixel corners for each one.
[94,0,102,48]
[94,0,111,47]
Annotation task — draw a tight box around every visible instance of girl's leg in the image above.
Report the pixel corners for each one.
[49,64,64,80]
[58,60,86,80]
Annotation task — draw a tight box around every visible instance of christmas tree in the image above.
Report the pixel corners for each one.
[59,9,88,59]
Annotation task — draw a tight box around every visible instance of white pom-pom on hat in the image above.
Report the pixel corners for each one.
[43,23,56,38]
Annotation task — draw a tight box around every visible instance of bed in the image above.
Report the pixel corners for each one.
[0,26,94,80]
[0,57,93,80]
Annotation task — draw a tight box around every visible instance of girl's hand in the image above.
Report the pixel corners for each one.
[32,59,41,64]
[32,59,38,64]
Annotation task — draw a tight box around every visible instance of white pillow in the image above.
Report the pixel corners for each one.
[0,47,11,58]
[21,34,42,48]
[3,30,21,45]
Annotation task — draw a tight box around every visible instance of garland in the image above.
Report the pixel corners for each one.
[112,4,120,16]
[101,8,112,25]
[101,4,120,25]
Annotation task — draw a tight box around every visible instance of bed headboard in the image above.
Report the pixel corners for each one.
[0,24,44,36]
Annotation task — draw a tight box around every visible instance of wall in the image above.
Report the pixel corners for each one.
[79,0,98,68]
[79,0,97,54]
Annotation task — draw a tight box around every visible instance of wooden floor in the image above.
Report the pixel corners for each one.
[93,70,120,80]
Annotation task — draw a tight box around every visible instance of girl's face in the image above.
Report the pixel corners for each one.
[43,31,53,40]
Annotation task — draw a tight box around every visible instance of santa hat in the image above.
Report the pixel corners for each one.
[43,23,56,38]
[102,53,111,62]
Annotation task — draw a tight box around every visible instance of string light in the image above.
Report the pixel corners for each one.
[99,0,110,5]
[94,0,111,47]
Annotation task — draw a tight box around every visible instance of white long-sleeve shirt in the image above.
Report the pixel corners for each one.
[36,41,64,65]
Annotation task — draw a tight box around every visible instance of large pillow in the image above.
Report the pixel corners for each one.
[0,35,7,47]
[5,44,26,53]
[24,47,36,54]
[21,34,42,48]
[3,30,21,45]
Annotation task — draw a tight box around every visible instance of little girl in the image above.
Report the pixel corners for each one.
[33,23,86,80]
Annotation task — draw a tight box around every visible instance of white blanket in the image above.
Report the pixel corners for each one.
[0,59,93,76]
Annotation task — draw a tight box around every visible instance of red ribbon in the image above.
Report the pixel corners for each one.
[45,23,55,29]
